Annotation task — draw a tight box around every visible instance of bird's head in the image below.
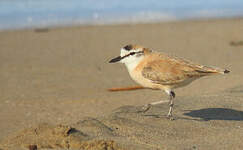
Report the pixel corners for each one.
[109,44,146,64]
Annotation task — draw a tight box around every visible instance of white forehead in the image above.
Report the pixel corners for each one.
[120,48,143,57]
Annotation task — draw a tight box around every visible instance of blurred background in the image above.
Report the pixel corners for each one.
[1,0,243,30]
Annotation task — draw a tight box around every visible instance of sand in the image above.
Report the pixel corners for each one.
[0,18,243,149]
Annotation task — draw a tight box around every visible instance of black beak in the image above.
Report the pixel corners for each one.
[109,56,122,63]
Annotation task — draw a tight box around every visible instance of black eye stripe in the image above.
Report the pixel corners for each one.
[130,52,136,55]
[120,51,143,60]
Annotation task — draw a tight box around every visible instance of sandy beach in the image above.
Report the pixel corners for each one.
[0,18,243,149]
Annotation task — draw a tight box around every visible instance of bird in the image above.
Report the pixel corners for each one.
[109,44,230,120]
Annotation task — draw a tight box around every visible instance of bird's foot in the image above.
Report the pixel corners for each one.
[138,104,152,113]
[167,110,174,120]
[166,114,174,120]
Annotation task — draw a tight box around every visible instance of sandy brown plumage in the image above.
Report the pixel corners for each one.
[109,44,230,119]
[140,50,229,88]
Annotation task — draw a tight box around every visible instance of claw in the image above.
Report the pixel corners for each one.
[167,115,174,120]
[138,104,151,113]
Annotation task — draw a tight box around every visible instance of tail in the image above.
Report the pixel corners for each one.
[196,66,230,75]
[223,69,230,74]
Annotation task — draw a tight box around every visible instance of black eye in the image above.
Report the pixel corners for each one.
[130,52,136,55]
[124,45,133,51]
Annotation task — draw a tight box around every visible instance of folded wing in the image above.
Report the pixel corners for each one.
[141,54,228,85]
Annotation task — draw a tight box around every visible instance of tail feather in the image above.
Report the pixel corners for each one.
[212,67,230,74]
[196,66,230,75]
[224,69,230,74]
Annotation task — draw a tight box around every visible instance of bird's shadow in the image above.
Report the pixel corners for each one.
[183,108,243,121]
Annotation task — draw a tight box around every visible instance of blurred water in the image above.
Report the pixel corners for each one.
[0,0,243,30]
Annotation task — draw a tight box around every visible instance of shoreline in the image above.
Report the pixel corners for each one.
[1,16,243,32]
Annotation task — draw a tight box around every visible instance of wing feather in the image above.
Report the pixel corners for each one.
[141,54,216,85]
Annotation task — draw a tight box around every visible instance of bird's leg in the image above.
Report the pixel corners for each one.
[140,90,176,116]
[167,91,175,120]
[140,91,172,113]
[141,103,152,112]
[140,100,169,113]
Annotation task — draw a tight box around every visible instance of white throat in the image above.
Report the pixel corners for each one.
[123,55,144,72]
[119,48,144,73]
